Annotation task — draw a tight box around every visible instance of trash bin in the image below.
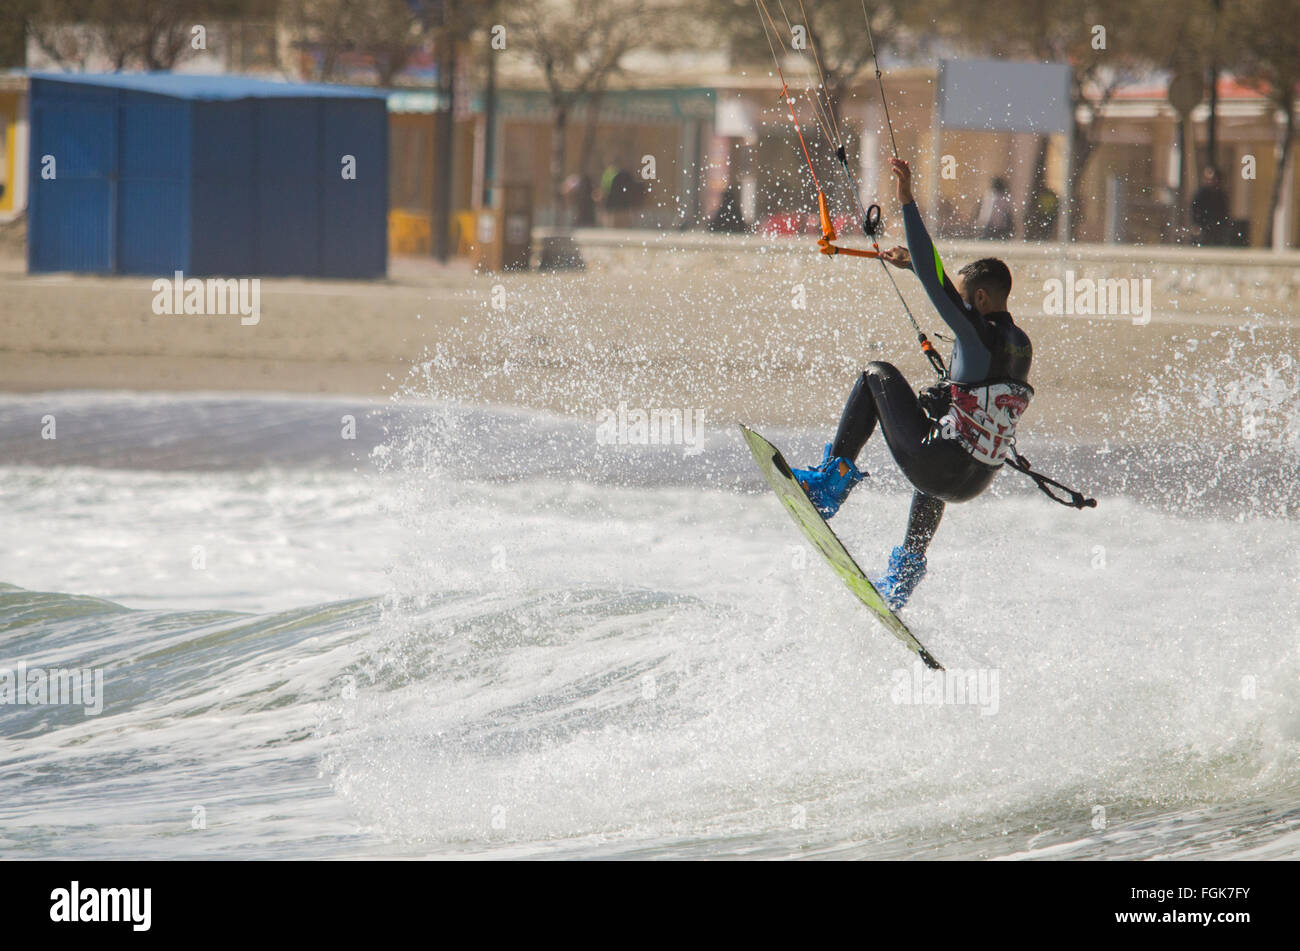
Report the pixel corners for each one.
[471,210,503,272]
[501,184,532,270]
[470,183,532,272]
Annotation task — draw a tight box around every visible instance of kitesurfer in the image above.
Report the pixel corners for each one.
[791,157,1034,609]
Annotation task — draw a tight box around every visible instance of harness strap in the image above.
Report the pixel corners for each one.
[1005,450,1098,510]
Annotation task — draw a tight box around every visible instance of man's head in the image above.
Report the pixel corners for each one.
[1202,166,1221,186]
[955,258,1012,315]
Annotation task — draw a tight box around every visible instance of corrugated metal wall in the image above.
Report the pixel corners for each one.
[29,77,387,279]
[318,99,386,278]
[117,93,191,274]
[28,80,117,272]
[259,99,321,275]
[190,100,254,275]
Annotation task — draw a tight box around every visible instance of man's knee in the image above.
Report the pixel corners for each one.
[862,361,908,397]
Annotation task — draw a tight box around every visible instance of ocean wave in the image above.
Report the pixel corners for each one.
[0,393,1296,858]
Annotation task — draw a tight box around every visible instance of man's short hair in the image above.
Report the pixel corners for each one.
[958,258,1012,302]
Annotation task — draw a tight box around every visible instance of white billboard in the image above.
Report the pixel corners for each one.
[938,59,1073,134]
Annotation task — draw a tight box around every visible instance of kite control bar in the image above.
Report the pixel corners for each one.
[817,193,882,259]
[817,193,948,380]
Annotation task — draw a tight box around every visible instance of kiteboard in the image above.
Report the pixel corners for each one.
[739,424,944,670]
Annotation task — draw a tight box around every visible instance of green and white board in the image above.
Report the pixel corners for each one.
[740,424,944,670]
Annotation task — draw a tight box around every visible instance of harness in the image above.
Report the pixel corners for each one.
[920,379,1095,509]
[944,378,1034,466]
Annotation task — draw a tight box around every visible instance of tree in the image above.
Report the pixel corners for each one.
[26,0,265,72]
[283,0,427,85]
[512,0,682,261]
[0,0,39,67]
[744,0,917,112]
[925,0,1179,238]
[26,0,101,70]
[423,1,486,261]
[714,0,920,211]
[1225,0,1300,246]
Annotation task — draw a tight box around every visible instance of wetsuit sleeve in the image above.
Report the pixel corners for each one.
[901,201,983,353]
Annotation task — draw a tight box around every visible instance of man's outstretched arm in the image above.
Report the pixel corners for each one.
[888,158,984,361]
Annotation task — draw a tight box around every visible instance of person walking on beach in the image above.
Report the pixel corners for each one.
[1190,166,1231,246]
[973,177,1015,240]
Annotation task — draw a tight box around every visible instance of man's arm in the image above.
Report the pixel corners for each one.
[889,159,982,352]
[902,201,976,331]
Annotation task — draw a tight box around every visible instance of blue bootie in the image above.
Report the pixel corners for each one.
[790,443,865,519]
[871,545,928,611]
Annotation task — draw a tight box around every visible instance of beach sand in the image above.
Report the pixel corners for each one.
[1,233,1296,447]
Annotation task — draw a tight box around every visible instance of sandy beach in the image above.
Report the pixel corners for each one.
[2,232,1296,447]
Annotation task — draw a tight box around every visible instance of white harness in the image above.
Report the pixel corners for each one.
[941,380,1034,466]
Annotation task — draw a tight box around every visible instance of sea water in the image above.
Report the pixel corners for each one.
[0,391,1296,859]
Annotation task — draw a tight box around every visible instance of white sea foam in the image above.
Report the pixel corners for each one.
[0,393,1296,859]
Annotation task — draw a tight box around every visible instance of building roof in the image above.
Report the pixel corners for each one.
[1112,73,1276,101]
[28,71,385,101]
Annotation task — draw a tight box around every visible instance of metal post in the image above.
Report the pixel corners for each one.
[1061,116,1073,243]
[482,33,497,208]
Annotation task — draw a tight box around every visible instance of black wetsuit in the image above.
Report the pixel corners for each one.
[830,201,1033,554]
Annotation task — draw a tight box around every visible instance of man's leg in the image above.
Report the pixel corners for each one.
[792,365,898,519]
[830,361,931,462]
[852,364,945,611]
[796,362,934,522]
[903,491,945,556]
[874,492,941,610]
[829,369,880,462]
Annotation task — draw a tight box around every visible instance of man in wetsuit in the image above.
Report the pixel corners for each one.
[791,157,1033,610]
